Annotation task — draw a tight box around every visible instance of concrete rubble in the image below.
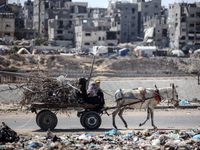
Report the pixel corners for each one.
[0,123,200,149]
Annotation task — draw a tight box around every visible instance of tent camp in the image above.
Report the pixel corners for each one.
[134,46,156,57]
[194,49,200,58]
[92,46,108,55]
[17,48,31,54]
[0,45,10,54]
[172,50,185,57]
[119,48,130,56]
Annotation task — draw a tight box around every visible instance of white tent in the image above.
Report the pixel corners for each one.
[134,46,156,57]
[92,46,108,55]
[0,45,10,54]
[17,48,31,54]
[0,45,10,50]
[194,49,200,58]
[172,50,185,57]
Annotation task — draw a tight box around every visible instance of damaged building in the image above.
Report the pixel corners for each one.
[47,1,88,46]
[143,7,168,47]
[168,2,200,51]
[0,13,15,41]
[108,1,138,43]
[75,18,117,51]
[0,0,15,41]
[48,18,74,46]
[33,0,72,36]
[132,0,161,38]
[88,8,108,19]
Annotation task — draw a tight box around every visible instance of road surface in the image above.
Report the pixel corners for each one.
[1,109,199,134]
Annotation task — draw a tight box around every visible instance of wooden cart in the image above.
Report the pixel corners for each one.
[30,102,103,131]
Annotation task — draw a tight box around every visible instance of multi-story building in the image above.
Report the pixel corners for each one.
[108,1,138,43]
[64,2,88,18]
[23,0,33,29]
[48,19,74,46]
[143,7,168,47]
[132,0,161,38]
[33,0,71,35]
[47,1,89,46]
[88,8,107,19]
[0,13,15,41]
[168,2,200,50]
[143,16,168,47]
[75,18,117,51]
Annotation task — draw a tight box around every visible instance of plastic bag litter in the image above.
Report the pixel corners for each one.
[123,134,132,139]
[180,99,190,104]
[193,134,200,139]
[104,128,120,136]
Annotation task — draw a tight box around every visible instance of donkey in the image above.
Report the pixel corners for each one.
[112,83,179,129]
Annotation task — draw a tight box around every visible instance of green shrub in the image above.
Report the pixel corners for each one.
[13,45,18,53]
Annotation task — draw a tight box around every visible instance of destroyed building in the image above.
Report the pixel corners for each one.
[0,13,15,41]
[132,0,162,38]
[88,8,108,19]
[143,7,168,47]
[75,18,118,51]
[168,2,200,51]
[64,1,88,19]
[48,18,74,46]
[108,1,138,43]
[33,0,72,36]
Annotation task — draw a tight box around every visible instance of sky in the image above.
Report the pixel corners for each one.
[8,0,198,8]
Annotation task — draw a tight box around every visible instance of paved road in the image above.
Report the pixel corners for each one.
[1,112,200,132]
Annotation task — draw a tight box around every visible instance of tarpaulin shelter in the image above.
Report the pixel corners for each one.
[0,45,10,54]
[92,46,108,55]
[134,46,156,57]
[119,48,130,56]
[17,48,31,54]
[194,49,200,58]
[172,50,185,57]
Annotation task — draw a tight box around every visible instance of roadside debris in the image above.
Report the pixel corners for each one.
[180,99,190,105]
[0,125,200,149]
[0,122,18,143]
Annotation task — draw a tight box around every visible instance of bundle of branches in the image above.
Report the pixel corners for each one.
[19,74,83,107]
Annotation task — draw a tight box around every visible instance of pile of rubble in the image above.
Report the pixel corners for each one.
[0,122,200,149]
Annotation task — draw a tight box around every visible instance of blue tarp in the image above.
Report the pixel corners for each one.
[119,48,130,56]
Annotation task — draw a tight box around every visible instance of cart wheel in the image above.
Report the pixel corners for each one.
[36,110,48,126]
[80,113,86,127]
[37,110,57,131]
[82,111,101,130]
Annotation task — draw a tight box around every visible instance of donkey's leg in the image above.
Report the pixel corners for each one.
[150,109,157,129]
[118,107,128,128]
[139,107,150,126]
[112,107,121,129]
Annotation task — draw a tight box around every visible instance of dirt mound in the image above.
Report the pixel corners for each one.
[0,54,199,76]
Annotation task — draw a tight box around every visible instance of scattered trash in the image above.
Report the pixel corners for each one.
[193,134,200,140]
[104,128,120,136]
[180,99,190,104]
[0,126,200,149]
[0,122,18,143]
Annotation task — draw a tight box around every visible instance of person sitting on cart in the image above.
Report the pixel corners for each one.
[87,78,105,107]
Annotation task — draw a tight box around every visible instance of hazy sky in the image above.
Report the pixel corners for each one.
[8,0,198,8]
